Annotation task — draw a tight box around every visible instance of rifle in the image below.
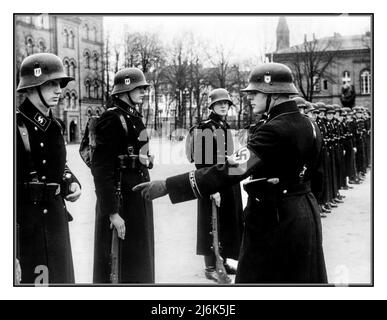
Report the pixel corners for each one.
[210,200,231,284]
[109,155,126,284]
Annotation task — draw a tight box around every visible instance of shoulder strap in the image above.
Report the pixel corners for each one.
[17,113,38,181]
[117,113,128,138]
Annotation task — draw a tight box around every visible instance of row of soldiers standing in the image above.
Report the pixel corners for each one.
[293,97,371,217]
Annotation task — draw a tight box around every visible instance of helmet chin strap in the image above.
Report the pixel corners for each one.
[126,91,136,107]
[265,94,272,114]
[37,86,51,109]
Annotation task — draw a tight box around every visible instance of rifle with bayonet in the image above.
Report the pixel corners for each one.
[210,200,231,284]
[110,155,127,284]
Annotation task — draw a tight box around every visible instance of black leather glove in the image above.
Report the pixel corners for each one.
[132,180,168,201]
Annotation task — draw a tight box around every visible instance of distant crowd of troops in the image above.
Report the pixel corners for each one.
[293,98,371,218]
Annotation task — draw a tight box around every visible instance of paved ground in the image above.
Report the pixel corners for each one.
[65,138,371,285]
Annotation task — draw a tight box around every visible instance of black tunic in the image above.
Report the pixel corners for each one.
[91,97,154,283]
[193,112,243,260]
[16,99,79,284]
[165,101,327,283]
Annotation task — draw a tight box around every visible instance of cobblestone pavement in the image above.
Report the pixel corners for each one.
[65,139,371,285]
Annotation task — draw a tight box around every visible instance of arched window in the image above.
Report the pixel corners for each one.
[96,108,101,116]
[87,108,93,116]
[63,29,69,48]
[93,80,99,99]
[26,37,34,55]
[63,59,70,76]
[360,70,371,95]
[92,26,97,41]
[70,61,76,78]
[84,51,90,69]
[93,52,99,70]
[64,92,71,109]
[85,79,91,98]
[70,92,77,109]
[37,39,45,53]
[342,70,351,85]
[69,30,75,49]
[83,24,89,39]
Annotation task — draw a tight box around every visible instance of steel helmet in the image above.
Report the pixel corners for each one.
[17,53,74,92]
[241,62,298,95]
[292,96,307,108]
[305,102,316,113]
[111,67,150,96]
[315,101,327,112]
[208,88,233,109]
[325,105,335,114]
[353,106,363,113]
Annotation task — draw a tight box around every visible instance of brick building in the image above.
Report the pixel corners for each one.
[269,17,371,109]
[15,14,104,143]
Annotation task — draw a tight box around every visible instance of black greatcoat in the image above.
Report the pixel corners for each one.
[16,99,79,284]
[165,101,328,283]
[91,97,154,283]
[193,112,243,260]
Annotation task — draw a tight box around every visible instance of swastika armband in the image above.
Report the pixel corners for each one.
[227,146,262,176]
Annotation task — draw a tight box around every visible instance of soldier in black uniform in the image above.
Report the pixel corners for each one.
[191,88,243,282]
[315,102,333,215]
[134,63,327,283]
[325,105,343,207]
[353,106,367,180]
[346,107,360,184]
[91,68,155,283]
[16,53,81,284]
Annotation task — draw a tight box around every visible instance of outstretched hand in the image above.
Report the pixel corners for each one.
[132,180,168,201]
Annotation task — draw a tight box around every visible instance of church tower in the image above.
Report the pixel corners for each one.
[276,16,289,51]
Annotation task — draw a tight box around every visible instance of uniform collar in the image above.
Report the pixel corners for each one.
[267,100,299,121]
[114,97,143,118]
[209,112,228,128]
[18,98,52,132]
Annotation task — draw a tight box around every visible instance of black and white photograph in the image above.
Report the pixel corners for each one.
[12,11,373,290]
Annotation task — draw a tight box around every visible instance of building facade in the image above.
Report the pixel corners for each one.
[15,14,104,143]
[270,17,371,109]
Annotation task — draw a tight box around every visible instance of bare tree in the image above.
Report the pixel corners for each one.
[285,35,341,101]
[163,39,189,130]
[205,44,233,89]
[229,63,249,128]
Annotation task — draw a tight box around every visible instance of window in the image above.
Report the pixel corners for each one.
[64,92,71,109]
[87,108,92,116]
[69,30,75,49]
[26,37,34,55]
[70,92,77,109]
[93,80,99,99]
[63,59,70,76]
[25,16,32,24]
[93,52,99,70]
[360,70,371,95]
[342,70,351,85]
[323,80,328,91]
[96,109,101,116]
[37,39,45,53]
[84,51,90,68]
[83,24,89,39]
[64,29,69,48]
[85,80,91,98]
[313,76,320,92]
[70,61,76,78]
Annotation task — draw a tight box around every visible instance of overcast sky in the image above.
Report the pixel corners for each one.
[103,14,371,64]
